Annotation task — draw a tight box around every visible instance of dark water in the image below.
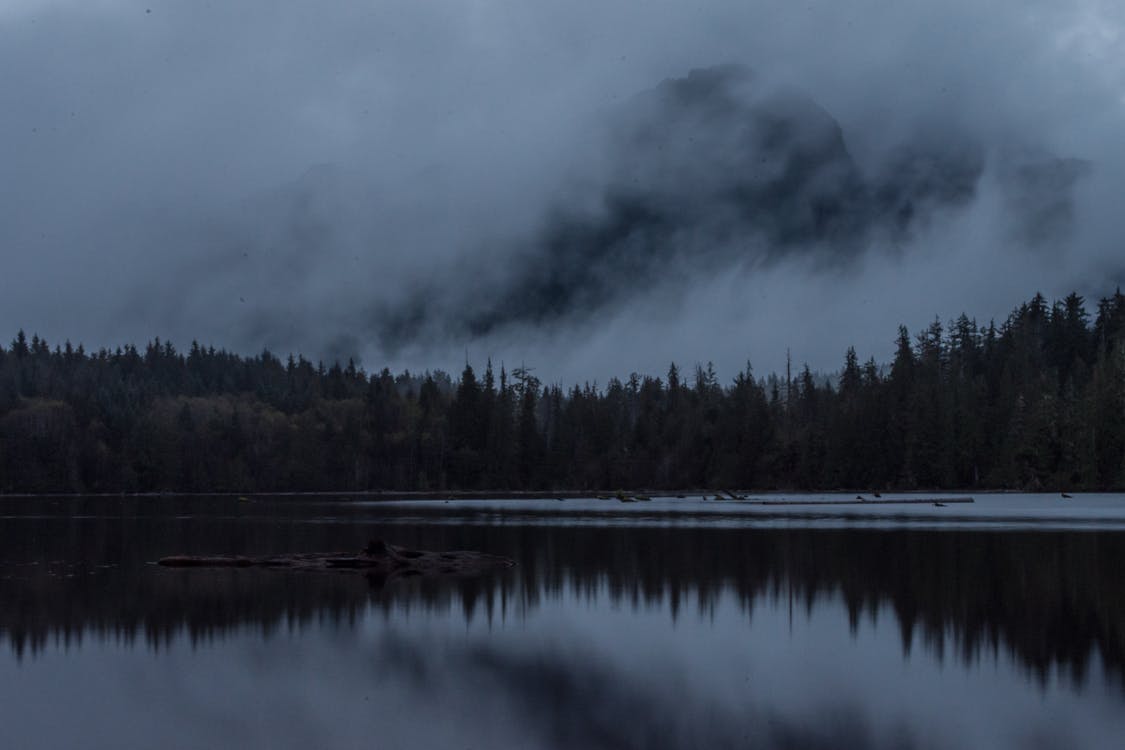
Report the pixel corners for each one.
[2,494,1124,749]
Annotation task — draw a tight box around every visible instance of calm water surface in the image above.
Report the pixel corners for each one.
[2,493,1124,749]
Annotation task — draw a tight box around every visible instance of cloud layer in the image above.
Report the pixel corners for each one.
[2,1,1124,379]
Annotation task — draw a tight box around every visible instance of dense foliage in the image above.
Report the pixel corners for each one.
[1,290,1123,493]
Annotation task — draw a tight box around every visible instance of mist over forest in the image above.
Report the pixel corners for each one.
[2,290,1123,493]
[3,3,1125,487]
[4,1,1125,383]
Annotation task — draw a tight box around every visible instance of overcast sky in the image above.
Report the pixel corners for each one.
[2,0,1124,383]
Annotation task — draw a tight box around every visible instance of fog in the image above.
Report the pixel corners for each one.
[2,0,1124,381]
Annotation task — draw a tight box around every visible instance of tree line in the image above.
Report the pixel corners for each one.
[1,290,1123,493]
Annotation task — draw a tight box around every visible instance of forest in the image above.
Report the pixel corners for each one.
[1,290,1122,493]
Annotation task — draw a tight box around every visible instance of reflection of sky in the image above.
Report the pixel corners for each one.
[345,493,1125,531]
[5,493,1125,532]
[3,585,1123,750]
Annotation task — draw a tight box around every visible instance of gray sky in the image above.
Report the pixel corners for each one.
[2,0,1124,382]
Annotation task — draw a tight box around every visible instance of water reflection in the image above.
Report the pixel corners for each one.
[370,628,901,750]
[1,499,1123,695]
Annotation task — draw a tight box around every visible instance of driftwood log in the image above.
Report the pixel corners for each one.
[157,539,515,581]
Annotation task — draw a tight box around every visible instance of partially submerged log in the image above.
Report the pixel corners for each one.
[157,539,515,580]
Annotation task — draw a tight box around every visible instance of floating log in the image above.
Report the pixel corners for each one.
[157,539,515,579]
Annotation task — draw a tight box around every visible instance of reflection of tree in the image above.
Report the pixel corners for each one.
[1,513,1123,689]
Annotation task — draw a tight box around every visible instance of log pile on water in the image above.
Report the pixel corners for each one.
[157,539,515,580]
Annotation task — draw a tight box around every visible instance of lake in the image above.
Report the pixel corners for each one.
[2,493,1124,749]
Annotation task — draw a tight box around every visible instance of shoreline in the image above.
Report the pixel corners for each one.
[0,488,1080,501]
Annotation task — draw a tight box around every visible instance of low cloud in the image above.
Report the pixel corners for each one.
[2,1,1123,378]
